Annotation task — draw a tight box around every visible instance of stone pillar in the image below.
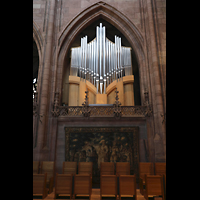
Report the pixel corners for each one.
[146,0,166,161]
[34,0,56,161]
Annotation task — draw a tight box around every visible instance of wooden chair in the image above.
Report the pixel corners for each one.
[100,162,115,175]
[155,163,166,176]
[74,174,92,200]
[139,162,154,195]
[33,161,39,174]
[63,161,77,175]
[100,175,117,200]
[119,175,137,200]
[78,162,93,175]
[40,161,54,194]
[116,162,130,176]
[33,173,48,199]
[145,175,164,200]
[55,173,73,199]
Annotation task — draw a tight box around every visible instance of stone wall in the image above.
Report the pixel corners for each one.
[33,0,166,162]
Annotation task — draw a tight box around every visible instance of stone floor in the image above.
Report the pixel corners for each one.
[33,188,163,200]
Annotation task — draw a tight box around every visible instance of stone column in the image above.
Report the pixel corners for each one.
[146,0,166,161]
[35,0,56,161]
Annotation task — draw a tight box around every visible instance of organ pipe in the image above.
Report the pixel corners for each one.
[70,23,132,94]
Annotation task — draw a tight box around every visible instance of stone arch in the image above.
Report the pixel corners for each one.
[33,21,43,60]
[56,1,147,103]
[33,21,44,102]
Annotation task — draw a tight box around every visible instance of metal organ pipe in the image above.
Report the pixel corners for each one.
[70,23,132,94]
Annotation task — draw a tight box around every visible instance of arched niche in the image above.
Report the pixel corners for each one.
[56,1,146,106]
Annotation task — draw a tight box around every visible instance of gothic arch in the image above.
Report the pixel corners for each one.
[33,21,43,58]
[56,1,147,102]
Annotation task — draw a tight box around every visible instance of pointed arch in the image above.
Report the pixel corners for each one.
[56,1,147,102]
[33,21,43,62]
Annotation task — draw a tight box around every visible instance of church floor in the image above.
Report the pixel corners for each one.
[33,188,159,200]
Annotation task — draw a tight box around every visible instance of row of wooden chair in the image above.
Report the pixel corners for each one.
[139,162,166,197]
[33,161,54,195]
[63,161,131,176]
[55,173,137,200]
[144,174,166,200]
[33,173,48,199]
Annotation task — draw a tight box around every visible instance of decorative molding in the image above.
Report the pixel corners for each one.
[113,88,122,119]
[82,89,91,118]
[51,92,60,117]
[33,92,38,116]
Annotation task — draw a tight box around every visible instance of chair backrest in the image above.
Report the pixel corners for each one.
[116,162,130,175]
[40,161,54,181]
[145,175,164,200]
[119,175,137,196]
[155,163,166,175]
[100,175,117,195]
[78,162,93,175]
[33,161,39,174]
[63,161,77,175]
[74,174,92,195]
[100,162,115,175]
[139,162,154,180]
[55,173,72,196]
[33,173,47,197]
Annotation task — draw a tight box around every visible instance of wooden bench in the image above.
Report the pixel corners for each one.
[63,161,77,175]
[100,162,115,175]
[74,174,92,200]
[144,175,164,200]
[55,173,73,199]
[33,161,39,174]
[40,161,54,194]
[119,175,137,200]
[116,162,130,176]
[33,173,48,199]
[139,162,153,195]
[155,163,166,176]
[100,175,117,200]
[78,162,93,176]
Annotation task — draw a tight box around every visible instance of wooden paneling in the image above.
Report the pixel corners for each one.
[63,161,77,175]
[100,162,114,175]
[69,83,79,106]
[55,173,72,199]
[116,162,130,176]
[119,175,137,200]
[100,175,117,200]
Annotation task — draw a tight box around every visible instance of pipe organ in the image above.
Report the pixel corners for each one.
[71,23,132,94]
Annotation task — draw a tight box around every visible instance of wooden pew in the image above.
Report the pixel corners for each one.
[100,175,117,200]
[33,173,48,199]
[78,162,93,175]
[116,162,130,176]
[40,161,54,194]
[145,175,164,200]
[33,161,39,174]
[63,161,77,175]
[100,162,115,175]
[74,174,92,200]
[119,175,137,200]
[55,173,73,199]
[139,162,153,195]
[155,163,166,176]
